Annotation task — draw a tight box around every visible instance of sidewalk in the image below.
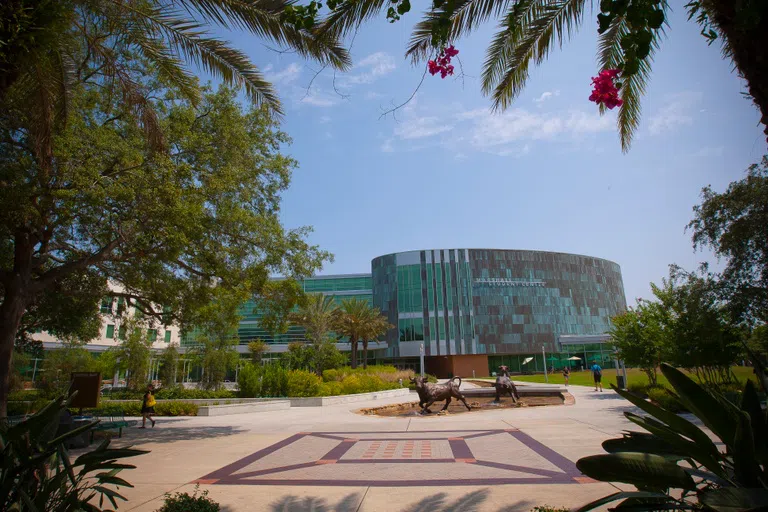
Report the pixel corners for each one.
[108,386,640,512]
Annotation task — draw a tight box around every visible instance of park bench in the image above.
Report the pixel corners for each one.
[90,408,136,442]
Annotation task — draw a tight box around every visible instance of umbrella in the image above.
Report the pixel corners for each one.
[521,357,533,365]
[567,356,582,361]
[547,356,559,362]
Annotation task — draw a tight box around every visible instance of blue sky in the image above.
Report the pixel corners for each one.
[220,5,765,305]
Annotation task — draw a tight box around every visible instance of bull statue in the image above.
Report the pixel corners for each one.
[494,365,520,403]
[409,376,471,414]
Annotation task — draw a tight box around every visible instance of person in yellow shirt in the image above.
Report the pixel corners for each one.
[140,385,157,428]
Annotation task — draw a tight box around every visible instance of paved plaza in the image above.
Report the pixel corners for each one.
[109,383,645,511]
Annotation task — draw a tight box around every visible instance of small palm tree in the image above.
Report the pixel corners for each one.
[334,298,370,369]
[359,308,392,369]
[334,298,392,369]
[289,293,338,346]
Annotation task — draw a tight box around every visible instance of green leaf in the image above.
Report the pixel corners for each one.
[574,491,671,512]
[602,432,688,460]
[612,385,721,460]
[623,412,728,480]
[647,9,664,29]
[732,410,762,487]
[699,488,768,512]
[74,447,149,466]
[660,363,738,445]
[740,380,768,466]
[576,453,696,491]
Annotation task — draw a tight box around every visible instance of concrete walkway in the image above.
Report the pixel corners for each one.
[106,385,644,512]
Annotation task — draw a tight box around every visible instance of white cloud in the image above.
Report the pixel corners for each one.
[339,52,396,86]
[649,91,704,135]
[319,115,332,123]
[381,139,394,153]
[365,91,384,100]
[381,101,615,155]
[394,116,454,140]
[534,90,560,103]
[264,63,301,85]
[691,146,724,158]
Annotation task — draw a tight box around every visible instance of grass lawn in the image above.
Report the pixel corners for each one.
[492,366,758,388]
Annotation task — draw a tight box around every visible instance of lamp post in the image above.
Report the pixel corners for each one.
[419,343,425,377]
[542,346,548,383]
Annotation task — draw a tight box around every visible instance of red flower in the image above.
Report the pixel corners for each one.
[427,46,460,80]
[589,69,623,109]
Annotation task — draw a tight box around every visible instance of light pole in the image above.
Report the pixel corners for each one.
[542,346,548,383]
[420,343,425,378]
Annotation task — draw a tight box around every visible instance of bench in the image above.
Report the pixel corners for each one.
[89,409,137,442]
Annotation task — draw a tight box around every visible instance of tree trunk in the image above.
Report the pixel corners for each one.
[362,340,368,369]
[709,0,768,142]
[350,336,358,369]
[0,288,29,418]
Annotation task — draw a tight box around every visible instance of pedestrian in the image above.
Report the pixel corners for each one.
[140,384,156,428]
[591,362,603,392]
[562,367,570,387]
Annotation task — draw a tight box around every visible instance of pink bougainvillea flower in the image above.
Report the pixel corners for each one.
[428,46,460,79]
[589,68,623,109]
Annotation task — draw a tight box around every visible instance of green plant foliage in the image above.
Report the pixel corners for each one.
[157,485,220,512]
[1,395,148,511]
[38,343,100,395]
[115,317,153,390]
[575,363,768,512]
[610,301,665,385]
[237,363,262,398]
[158,344,180,388]
[261,364,289,397]
[286,370,322,397]
[645,387,686,413]
[93,400,199,417]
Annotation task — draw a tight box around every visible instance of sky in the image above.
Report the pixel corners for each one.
[217,5,766,306]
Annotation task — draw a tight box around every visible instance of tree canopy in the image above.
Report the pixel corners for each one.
[688,156,768,323]
[0,44,329,414]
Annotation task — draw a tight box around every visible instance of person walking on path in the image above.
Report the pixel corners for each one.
[591,363,603,392]
[140,385,156,428]
[562,367,570,387]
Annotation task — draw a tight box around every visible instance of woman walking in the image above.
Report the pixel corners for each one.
[562,367,570,387]
[140,385,156,428]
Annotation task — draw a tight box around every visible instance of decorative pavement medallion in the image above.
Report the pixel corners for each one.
[195,429,596,487]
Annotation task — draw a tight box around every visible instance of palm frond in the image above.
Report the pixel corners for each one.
[597,4,666,152]
[178,0,351,70]
[127,27,202,105]
[484,0,587,110]
[316,0,388,39]
[406,0,512,63]
[118,3,281,113]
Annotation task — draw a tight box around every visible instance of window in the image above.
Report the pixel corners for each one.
[116,297,126,314]
[105,324,115,339]
[118,325,126,340]
[100,297,113,314]
[148,329,157,342]
[164,330,172,343]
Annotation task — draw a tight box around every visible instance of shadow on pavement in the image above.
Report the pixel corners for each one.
[114,425,247,445]
[268,493,362,512]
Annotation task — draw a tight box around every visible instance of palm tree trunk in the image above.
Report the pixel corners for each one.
[362,340,368,369]
[709,0,768,142]
[350,336,358,369]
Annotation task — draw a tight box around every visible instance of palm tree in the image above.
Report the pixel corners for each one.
[359,307,392,369]
[334,298,392,369]
[334,297,369,369]
[318,0,768,149]
[289,293,338,346]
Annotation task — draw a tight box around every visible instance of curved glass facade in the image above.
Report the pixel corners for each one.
[373,249,626,358]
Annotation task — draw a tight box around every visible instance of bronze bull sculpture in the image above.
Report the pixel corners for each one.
[494,365,520,403]
[410,375,471,414]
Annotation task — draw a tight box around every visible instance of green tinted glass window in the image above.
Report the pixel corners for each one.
[164,330,171,343]
[148,329,157,342]
[105,324,115,339]
[118,325,126,340]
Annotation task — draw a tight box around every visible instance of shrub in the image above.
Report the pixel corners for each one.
[157,486,220,512]
[645,387,686,413]
[94,400,198,416]
[338,374,398,395]
[319,381,343,396]
[322,368,341,382]
[237,363,261,397]
[286,370,322,397]
[154,387,236,400]
[1,396,147,511]
[261,363,288,397]
[626,382,648,397]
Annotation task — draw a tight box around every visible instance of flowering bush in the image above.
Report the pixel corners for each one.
[428,45,459,79]
[589,69,623,109]
[286,370,322,397]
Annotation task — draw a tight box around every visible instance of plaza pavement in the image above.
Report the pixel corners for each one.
[107,382,645,512]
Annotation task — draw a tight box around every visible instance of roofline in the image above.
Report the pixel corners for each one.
[372,248,621,268]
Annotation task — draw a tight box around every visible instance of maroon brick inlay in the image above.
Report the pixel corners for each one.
[196,429,585,487]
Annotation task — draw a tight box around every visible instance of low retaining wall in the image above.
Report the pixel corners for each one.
[198,400,290,416]
[462,386,566,398]
[258,387,412,407]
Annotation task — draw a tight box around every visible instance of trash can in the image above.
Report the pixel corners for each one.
[616,375,626,390]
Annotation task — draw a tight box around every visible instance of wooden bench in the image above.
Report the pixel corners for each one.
[90,409,137,441]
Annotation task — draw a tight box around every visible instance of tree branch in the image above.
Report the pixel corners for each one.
[32,237,121,293]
